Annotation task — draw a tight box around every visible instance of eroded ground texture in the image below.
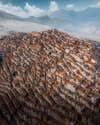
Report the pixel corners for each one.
[0,29,100,125]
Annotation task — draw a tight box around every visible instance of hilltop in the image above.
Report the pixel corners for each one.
[0,29,100,125]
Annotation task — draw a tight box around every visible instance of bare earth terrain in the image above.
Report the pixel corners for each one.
[0,29,100,125]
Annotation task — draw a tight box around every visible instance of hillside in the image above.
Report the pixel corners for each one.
[0,10,20,20]
[0,29,100,125]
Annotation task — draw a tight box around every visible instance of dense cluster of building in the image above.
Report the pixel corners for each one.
[0,29,100,125]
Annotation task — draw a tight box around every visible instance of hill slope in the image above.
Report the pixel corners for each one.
[0,10,20,20]
[0,29,100,125]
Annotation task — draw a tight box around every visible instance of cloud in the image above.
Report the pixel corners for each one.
[49,1,59,12]
[66,4,75,10]
[0,2,28,17]
[0,1,59,18]
[96,1,100,6]
[0,2,45,17]
[24,3,45,17]
[90,1,100,8]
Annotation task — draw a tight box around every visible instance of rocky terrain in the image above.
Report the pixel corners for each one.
[0,29,100,125]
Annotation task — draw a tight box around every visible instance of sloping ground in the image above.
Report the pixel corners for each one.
[0,29,100,125]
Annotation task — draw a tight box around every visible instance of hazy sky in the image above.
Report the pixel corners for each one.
[0,0,100,17]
